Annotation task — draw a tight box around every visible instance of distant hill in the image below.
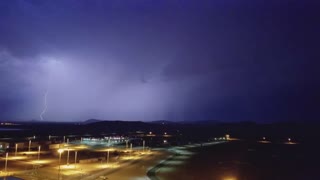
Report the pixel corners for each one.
[174,120,221,125]
[82,119,101,124]
[150,120,178,125]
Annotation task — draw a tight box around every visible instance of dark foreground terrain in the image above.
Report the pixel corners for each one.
[158,141,320,180]
[1,120,320,180]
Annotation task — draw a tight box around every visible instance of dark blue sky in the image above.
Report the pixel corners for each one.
[0,0,319,122]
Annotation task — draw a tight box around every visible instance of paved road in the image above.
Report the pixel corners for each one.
[146,142,224,180]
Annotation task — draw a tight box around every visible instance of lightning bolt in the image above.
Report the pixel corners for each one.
[40,90,48,121]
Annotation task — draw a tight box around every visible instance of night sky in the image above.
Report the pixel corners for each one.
[0,0,319,122]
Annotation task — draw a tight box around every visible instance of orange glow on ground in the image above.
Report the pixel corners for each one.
[140,152,152,155]
[60,164,77,169]
[224,177,237,180]
[19,151,38,155]
[3,156,27,160]
[29,159,53,164]
[98,163,120,169]
[59,168,82,176]
[228,138,240,141]
[95,148,116,152]
[122,156,140,160]
[73,145,89,150]
[284,142,298,145]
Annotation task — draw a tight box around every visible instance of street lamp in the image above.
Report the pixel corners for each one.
[74,151,78,169]
[58,149,64,179]
[38,145,41,160]
[4,152,8,173]
[142,140,145,152]
[125,140,128,149]
[15,143,18,156]
[28,140,31,152]
[106,149,110,165]
[67,148,70,166]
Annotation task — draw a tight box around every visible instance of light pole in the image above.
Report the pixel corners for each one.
[28,140,31,152]
[58,149,64,179]
[67,148,70,165]
[106,149,110,165]
[4,152,8,173]
[125,140,128,149]
[38,146,41,160]
[15,144,18,156]
[142,140,145,152]
[74,151,78,169]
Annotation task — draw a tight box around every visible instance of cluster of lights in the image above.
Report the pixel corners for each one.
[0,122,17,125]
[214,137,226,141]
[105,136,124,140]
[258,137,297,144]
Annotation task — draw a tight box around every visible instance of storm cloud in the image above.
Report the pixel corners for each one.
[0,0,319,122]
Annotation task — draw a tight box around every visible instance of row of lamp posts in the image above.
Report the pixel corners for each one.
[3,137,147,178]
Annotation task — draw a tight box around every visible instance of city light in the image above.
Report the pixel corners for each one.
[224,177,237,180]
